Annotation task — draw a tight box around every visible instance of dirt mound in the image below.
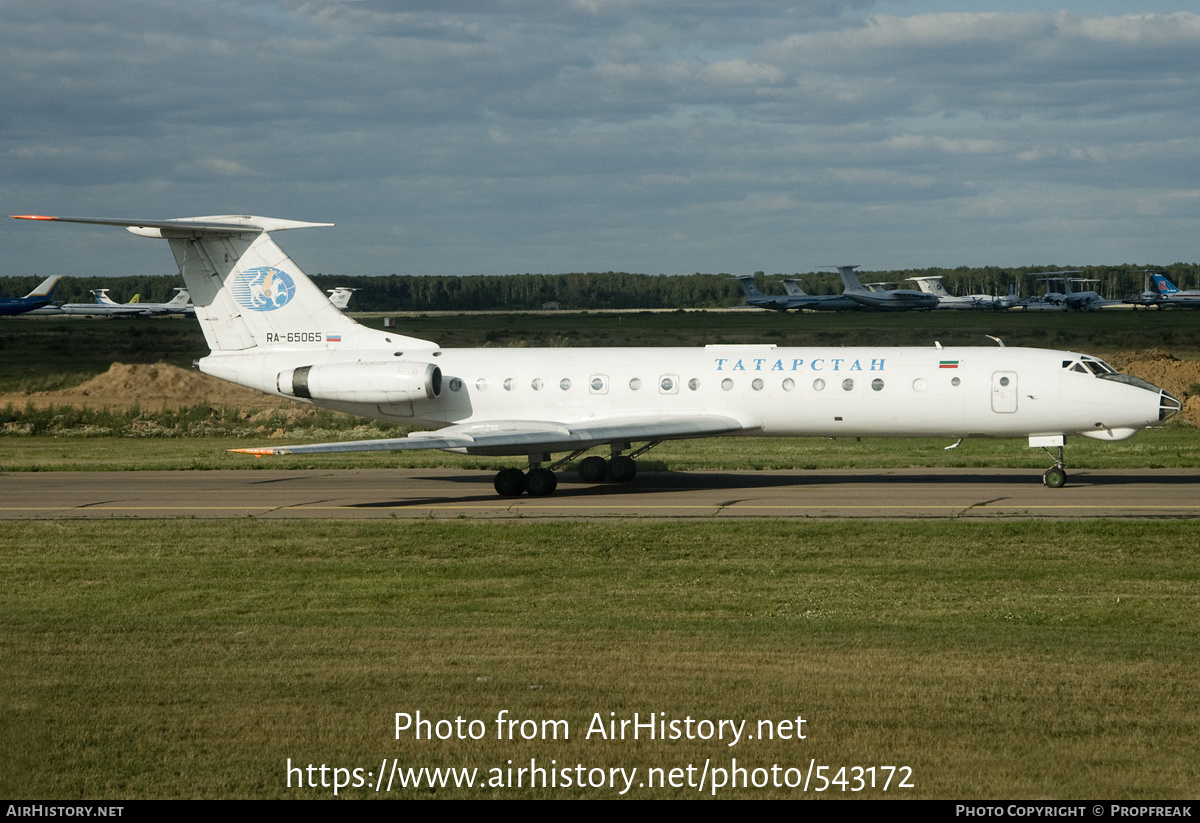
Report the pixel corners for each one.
[0,362,291,410]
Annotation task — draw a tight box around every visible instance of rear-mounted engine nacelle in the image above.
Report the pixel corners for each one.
[278,361,442,403]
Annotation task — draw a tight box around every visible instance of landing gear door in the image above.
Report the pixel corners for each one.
[992,371,1018,413]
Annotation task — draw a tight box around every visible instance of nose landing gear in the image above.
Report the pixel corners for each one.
[1041,445,1068,488]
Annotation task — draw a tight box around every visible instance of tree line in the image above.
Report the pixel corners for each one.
[3,264,1198,312]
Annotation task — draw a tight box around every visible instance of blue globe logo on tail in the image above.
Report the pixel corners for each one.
[231,267,297,312]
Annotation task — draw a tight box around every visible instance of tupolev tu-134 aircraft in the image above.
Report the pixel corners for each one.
[13,214,1182,494]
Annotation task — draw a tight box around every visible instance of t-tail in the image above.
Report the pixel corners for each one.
[827,265,864,291]
[11,215,433,355]
[735,275,768,299]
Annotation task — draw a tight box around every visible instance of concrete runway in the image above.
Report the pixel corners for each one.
[2,468,1199,519]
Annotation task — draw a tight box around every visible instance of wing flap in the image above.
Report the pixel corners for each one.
[231,414,750,458]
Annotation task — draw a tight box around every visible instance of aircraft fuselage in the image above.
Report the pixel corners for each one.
[200,344,1170,449]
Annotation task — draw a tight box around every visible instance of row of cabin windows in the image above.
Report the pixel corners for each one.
[443,375,966,394]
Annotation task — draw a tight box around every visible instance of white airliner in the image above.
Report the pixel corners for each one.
[62,287,194,316]
[1144,274,1200,308]
[13,214,1181,493]
[906,276,1023,311]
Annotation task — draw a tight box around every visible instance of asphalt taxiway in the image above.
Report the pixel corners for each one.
[2,468,1199,519]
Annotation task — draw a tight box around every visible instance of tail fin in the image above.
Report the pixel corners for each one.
[92,289,119,306]
[1151,274,1179,295]
[830,265,863,291]
[167,288,191,307]
[781,279,808,297]
[735,275,765,298]
[12,214,434,352]
[24,275,60,299]
[907,276,950,297]
[326,287,356,310]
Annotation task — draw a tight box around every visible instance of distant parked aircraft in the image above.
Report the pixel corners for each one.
[906,276,1023,311]
[828,266,939,311]
[1059,277,1121,311]
[1027,272,1119,312]
[61,288,193,316]
[0,275,61,316]
[1144,273,1200,308]
[736,275,858,311]
[327,287,357,311]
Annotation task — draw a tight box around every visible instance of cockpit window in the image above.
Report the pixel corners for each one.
[1081,356,1117,374]
[1064,358,1118,376]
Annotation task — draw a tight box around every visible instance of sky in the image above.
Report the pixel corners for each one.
[2,0,1198,279]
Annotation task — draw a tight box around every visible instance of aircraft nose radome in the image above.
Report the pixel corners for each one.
[1159,390,1183,423]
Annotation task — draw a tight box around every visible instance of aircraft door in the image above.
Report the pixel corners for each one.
[991,371,1018,413]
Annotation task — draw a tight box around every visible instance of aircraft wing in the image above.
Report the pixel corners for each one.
[233,413,751,458]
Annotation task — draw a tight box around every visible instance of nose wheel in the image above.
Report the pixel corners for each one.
[1042,465,1067,488]
[1041,446,1068,488]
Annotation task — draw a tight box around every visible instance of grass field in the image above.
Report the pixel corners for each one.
[2,310,1198,800]
[3,520,1198,799]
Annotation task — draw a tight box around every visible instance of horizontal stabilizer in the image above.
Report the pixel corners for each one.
[12,214,333,235]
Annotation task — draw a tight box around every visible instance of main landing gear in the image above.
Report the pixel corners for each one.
[491,442,660,497]
[1041,445,1068,488]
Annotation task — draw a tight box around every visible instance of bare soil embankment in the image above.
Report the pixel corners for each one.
[0,363,292,411]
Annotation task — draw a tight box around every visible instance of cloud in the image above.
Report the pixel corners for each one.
[2,2,1199,276]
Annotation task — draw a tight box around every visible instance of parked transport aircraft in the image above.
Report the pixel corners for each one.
[736,275,858,312]
[13,214,1181,493]
[1146,273,1200,308]
[828,265,940,311]
[62,287,194,316]
[0,275,61,316]
[1027,272,1119,311]
[779,278,862,311]
[327,287,357,311]
[1059,277,1121,311]
[906,276,1023,311]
